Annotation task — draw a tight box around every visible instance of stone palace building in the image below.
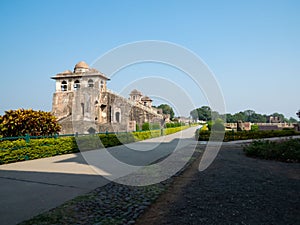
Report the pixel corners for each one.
[51,61,164,134]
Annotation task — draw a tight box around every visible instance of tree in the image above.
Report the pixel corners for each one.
[190,106,212,121]
[289,117,298,123]
[225,113,235,123]
[270,112,286,123]
[297,110,300,120]
[233,112,246,122]
[0,109,61,137]
[157,104,175,119]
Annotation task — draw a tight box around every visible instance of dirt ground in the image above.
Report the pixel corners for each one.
[135,144,300,225]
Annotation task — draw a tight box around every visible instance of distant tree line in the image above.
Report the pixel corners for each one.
[190,106,298,123]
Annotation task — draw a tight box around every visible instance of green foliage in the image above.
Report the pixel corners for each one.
[0,109,61,137]
[190,106,211,121]
[196,129,299,142]
[211,119,225,131]
[156,104,175,119]
[136,123,140,131]
[205,119,224,131]
[191,107,298,123]
[251,124,259,131]
[133,130,161,141]
[0,126,191,165]
[243,139,300,162]
[0,137,78,164]
[141,122,161,131]
[207,121,212,130]
[99,133,135,147]
[150,123,161,130]
[289,117,298,123]
[165,122,184,128]
[142,122,150,131]
[164,126,189,135]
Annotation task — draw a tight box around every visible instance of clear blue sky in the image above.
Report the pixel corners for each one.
[0,0,299,118]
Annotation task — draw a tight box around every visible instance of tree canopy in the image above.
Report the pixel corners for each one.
[190,106,297,123]
[156,104,175,119]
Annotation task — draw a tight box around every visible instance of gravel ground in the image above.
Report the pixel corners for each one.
[19,145,204,225]
[19,144,300,225]
[136,144,300,225]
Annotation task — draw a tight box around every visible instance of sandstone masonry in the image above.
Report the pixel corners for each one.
[51,61,164,134]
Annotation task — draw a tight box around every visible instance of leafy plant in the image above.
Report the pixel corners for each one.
[0,109,61,137]
[196,129,300,141]
[142,122,150,131]
[243,139,300,162]
[0,126,190,165]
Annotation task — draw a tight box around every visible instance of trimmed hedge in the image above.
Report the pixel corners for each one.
[0,137,78,164]
[133,130,161,141]
[0,126,191,165]
[164,126,189,135]
[196,130,300,142]
[243,138,300,162]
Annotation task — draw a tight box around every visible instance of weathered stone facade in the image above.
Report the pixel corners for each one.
[51,61,164,134]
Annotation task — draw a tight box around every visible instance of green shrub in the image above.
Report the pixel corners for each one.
[142,122,150,131]
[150,123,161,130]
[212,121,225,131]
[0,137,78,164]
[243,139,300,162]
[0,109,61,137]
[98,133,135,147]
[166,122,184,128]
[251,124,259,131]
[0,126,190,165]
[164,126,189,135]
[196,129,300,141]
[133,130,161,141]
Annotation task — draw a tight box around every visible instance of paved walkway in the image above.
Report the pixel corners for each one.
[0,127,199,225]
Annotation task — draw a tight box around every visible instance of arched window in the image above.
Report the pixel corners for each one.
[115,112,120,123]
[61,80,67,91]
[74,80,80,90]
[95,100,98,105]
[88,79,94,88]
[100,80,104,90]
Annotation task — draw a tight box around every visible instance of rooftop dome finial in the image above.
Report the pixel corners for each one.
[74,61,89,69]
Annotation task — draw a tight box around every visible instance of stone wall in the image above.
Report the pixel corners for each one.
[56,90,163,134]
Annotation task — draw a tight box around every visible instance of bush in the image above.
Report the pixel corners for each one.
[0,137,78,164]
[164,126,189,135]
[142,122,150,131]
[133,130,161,141]
[196,129,300,141]
[243,139,300,162]
[165,122,184,128]
[212,121,225,131]
[0,126,191,164]
[251,124,259,131]
[0,109,61,137]
[150,123,161,130]
[136,124,140,131]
